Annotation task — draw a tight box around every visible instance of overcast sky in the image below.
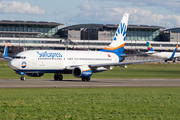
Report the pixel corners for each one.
[0,0,180,28]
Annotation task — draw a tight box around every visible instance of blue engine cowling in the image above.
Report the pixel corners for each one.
[72,65,92,78]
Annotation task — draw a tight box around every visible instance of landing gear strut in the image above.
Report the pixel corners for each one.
[54,73,63,81]
[20,76,25,81]
[81,77,91,82]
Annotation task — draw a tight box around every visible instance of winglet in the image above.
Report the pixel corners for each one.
[3,43,12,60]
[170,44,178,59]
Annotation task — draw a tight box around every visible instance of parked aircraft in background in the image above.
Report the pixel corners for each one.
[3,13,172,81]
[147,42,179,62]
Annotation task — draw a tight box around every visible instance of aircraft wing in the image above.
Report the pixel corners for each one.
[88,59,163,68]
[121,52,154,57]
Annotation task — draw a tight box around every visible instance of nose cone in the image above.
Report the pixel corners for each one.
[9,60,19,70]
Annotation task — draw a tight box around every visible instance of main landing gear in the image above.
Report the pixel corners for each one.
[54,73,63,81]
[81,77,91,82]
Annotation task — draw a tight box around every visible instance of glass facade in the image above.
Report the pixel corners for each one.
[60,24,162,41]
[0,39,60,44]
[125,29,159,41]
[0,24,59,38]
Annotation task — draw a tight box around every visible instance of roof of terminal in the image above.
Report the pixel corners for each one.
[104,24,165,29]
[0,20,63,26]
[60,24,165,30]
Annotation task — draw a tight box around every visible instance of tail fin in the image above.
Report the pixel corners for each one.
[3,43,12,60]
[101,13,129,55]
[147,42,155,52]
[3,43,8,58]
[170,44,178,59]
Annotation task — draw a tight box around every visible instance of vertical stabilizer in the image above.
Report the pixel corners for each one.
[101,13,129,54]
[170,44,178,59]
[3,43,8,58]
[3,43,12,60]
[147,42,155,52]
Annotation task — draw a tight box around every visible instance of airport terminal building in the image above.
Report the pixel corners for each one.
[0,20,180,56]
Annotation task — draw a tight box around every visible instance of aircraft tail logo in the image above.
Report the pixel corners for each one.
[147,42,155,52]
[101,13,129,55]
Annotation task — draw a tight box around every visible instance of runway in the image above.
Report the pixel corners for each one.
[0,79,180,88]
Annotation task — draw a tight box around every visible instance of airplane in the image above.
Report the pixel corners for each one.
[146,42,179,62]
[3,13,173,81]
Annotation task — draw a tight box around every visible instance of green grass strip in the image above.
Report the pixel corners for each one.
[0,88,180,119]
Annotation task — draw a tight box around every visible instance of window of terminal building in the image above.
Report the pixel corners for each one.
[24,26,28,32]
[27,25,32,32]
[15,25,19,31]
[0,25,3,31]
[3,25,7,31]
[47,26,52,36]
[32,25,37,32]
[19,25,24,32]
[7,25,12,31]
[11,25,16,31]
[40,25,44,33]
[44,26,48,35]
[137,29,142,40]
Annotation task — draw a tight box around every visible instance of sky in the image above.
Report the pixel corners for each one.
[0,0,180,28]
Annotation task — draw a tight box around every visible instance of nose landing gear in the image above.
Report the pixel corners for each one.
[20,76,25,81]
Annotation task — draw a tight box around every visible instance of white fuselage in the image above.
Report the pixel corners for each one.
[9,50,119,73]
[150,52,180,58]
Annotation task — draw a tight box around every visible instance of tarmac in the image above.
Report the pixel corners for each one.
[0,79,180,88]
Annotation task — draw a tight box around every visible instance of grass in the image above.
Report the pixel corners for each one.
[0,88,180,119]
[1,61,180,119]
[1,61,180,79]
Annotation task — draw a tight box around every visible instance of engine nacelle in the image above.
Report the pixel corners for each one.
[72,65,92,78]
[26,73,44,77]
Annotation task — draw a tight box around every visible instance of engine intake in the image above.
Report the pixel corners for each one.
[73,66,92,78]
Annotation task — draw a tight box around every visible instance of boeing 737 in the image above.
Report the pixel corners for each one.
[147,42,179,62]
[3,13,173,81]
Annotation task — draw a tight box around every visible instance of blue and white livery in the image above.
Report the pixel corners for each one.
[3,13,165,81]
[146,42,180,62]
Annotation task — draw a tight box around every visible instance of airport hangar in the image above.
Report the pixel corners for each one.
[0,20,180,57]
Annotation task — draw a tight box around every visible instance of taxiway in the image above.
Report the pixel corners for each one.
[0,79,180,88]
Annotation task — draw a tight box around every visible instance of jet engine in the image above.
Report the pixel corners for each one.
[72,65,92,78]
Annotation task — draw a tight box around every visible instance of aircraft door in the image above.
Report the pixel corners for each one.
[32,53,37,65]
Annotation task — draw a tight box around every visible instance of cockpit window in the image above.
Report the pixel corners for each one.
[13,56,21,59]
[13,56,26,59]
[21,57,26,59]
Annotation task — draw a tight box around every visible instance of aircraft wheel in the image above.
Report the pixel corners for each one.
[86,77,90,82]
[173,60,176,63]
[54,75,58,81]
[81,78,85,81]
[58,74,63,81]
[21,76,25,81]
